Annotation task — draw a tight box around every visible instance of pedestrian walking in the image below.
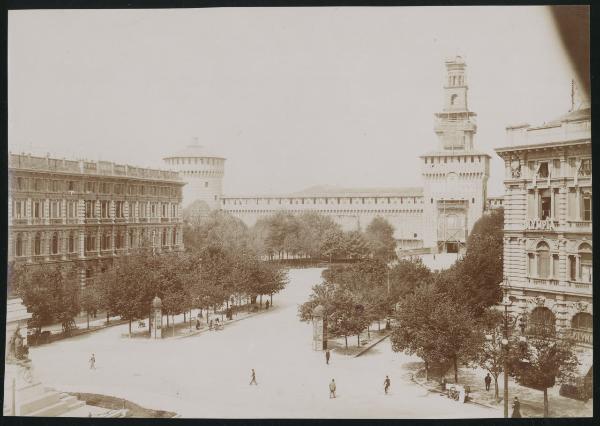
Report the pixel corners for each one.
[249,369,258,385]
[511,397,522,418]
[265,300,270,309]
[195,319,200,330]
[325,349,331,365]
[384,376,391,394]
[484,373,491,391]
[89,353,96,370]
[329,379,336,398]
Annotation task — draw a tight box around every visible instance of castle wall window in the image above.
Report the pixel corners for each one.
[68,233,75,253]
[579,243,592,283]
[536,241,550,278]
[85,200,95,218]
[32,200,44,218]
[582,191,592,221]
[15,234,23,257]
[571,313,593,331]
[101,201,110,218]
[537,162,549,178]
[530,307,556,332]
[50,200,61,218]
[34,233,42,255]
[13,200,26,218]
[101,233,111,250]
[51,233,59,254]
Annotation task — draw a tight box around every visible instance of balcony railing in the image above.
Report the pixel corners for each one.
[114,217,127,224]
[566,280,593,291]
[161,217,170,223]
[31,218,46,225]
[12,218,29,225]
[50,218,64,225]
[564,220,592,233]
[528,277,560,287]
[84,217,99,224]
[66,218,79,225]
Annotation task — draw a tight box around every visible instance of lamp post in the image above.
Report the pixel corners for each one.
[500,276,513,418]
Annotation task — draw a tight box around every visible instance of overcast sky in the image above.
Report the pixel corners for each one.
[8,6,577,196]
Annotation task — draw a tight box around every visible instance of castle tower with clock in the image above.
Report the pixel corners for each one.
[421,56,490,253]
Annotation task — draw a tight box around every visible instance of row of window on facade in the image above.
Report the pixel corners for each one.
[13,229,178,257]
[11,199,179,220]
[527,241,592,283]
[165,157,223,166]
[524,158,591,180]
[225,196,422,206]
[527,187,591,221]
[423,155,482,165]
[11,176,182,198]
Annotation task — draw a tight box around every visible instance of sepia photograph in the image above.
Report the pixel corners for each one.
[4,3,593,420]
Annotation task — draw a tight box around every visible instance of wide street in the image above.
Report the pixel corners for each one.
[29,268,499,418]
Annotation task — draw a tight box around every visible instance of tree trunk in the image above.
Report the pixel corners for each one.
[367,326,370,339]
[543,388,549,417]
[106,311,110,325]
[494,377,499,400]
[378,320,380,331]
[128,319,132,338]
[453,357,458,383]
[166,314,169,327]
[87,312,90,329]
[344,335,348,349]
[260,295,263,308]
[172,314,175,337]
[270,293,273,305]
[425,361,429,381]
[357,334,360,347]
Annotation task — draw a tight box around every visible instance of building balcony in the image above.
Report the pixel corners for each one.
[50,218,64,225]
[12,218,29,226]
[99,249,114,257]
[114,217,127,224]
[84,250,99,258]
[66,218,79,225]
[138,218,148,223]
[67,252,80,260]
[31,218,46,225]
[84,218,100,224]
[528,277,560,288]
[562,220,592,234]
[565,280,593,294]
[161,217,170,223]
[100,218,113,224]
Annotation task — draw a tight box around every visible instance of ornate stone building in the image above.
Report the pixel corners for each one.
[217,57,490,254]
[8,153,185,287]
[495,105,592,353]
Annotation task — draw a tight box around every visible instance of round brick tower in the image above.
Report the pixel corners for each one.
[163,138,225,209]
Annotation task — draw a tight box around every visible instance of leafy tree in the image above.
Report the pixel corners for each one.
[328,289,370,348]
[13,263,81,335]
[320,228,346,262]
[391,283,482,383]
[509,325,579,417]
[364,217,397,262]
[475,310,506,400]
[388,257,433,301]
[343,230,369,260]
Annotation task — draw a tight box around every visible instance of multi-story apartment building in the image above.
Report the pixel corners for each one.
[8,153,185,286]
[495,105,592,356]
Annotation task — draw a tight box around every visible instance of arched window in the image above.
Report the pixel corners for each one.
[15,233,23,257]
[34,233,42,255]
[579,243,592,283]
[571,312,593,331]
[536,241,551,278]
[529,307,556,334]
[450,94,458,105]
[51,233,59,254]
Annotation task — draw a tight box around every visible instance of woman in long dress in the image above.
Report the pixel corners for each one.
[511,397,522,418]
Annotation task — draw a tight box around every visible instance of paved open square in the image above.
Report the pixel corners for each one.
[29,268,499,418]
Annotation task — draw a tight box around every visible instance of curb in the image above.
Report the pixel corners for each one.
[354,333,391,358]
[176,307,274,339]
[409,373,496,410]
